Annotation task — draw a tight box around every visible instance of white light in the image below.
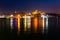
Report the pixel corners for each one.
[23,16,31,18]
[42,15,45,33]
[10,18,13,30]
[26,16,31,32]
[27,16,31,28]
[41,15,48,18]
[23,15,31,32]
[10,15,13,17]
[41,15,48,34]
[0,15,5,18]
[46,15,48,33]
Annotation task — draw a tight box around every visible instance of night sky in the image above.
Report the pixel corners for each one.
[0,0,60,14]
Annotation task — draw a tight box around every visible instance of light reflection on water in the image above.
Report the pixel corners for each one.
[0,15,48,35]
[0,17,48,40]
[0,15,60,40]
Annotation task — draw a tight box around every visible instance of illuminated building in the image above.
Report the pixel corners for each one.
[26,16,31,33]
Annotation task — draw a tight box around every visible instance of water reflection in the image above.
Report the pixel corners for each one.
[0,16,44,34]
[0,15,49,40]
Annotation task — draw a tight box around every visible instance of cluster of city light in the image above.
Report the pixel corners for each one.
[0,15,5,18]
[41,15,48,34]
[0,10,48,34]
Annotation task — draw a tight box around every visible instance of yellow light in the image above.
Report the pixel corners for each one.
[41,15,45,33]
[32,10,38,15]
[41,12,45,16]
[17,14,21,33]
[6,16,9,18]
[34,17,38,32]
[24,15,27,32]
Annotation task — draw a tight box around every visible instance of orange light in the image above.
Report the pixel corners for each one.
[34,17,38,32]
[32,10,38,15]
[17,14,21,33]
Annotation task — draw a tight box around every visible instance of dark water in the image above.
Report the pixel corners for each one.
[48,16,60,40]
[0,18,47,40]
[0,31,47,40]
[0,16,60,40]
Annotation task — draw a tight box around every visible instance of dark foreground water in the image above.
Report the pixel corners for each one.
[0,32,47,40]
[0,16,60,40]
[0,30,60,40]
[0,25,60,40]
